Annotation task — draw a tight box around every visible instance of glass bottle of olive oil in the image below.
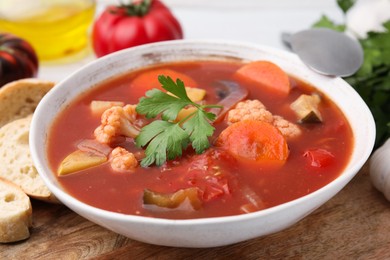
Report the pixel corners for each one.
[0,0,96,62]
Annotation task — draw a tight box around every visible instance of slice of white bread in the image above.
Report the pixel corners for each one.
[0,177,32,243]
[0,78,54,128]
[0,115,57,202]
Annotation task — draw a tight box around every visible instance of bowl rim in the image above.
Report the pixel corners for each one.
[30,39,376,226]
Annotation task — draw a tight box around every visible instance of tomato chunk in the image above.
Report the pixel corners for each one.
[185,149,238,202]
[303,148,335,167]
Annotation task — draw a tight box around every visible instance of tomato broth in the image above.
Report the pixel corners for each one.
[48,60,353,219]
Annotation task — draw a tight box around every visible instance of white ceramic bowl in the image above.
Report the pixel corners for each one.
[30,40,376,248]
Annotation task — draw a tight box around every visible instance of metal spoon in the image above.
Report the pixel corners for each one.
[282,28,364,77]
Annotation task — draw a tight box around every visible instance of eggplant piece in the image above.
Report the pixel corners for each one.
[290,94,322,123]
[143,187,202,210]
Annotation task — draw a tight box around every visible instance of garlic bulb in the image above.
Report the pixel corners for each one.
[370,138,390,201]
[346,0,390,39]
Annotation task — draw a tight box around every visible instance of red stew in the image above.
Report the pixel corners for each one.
[48,60,353,219]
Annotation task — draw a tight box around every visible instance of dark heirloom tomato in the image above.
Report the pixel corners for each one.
[0,33,38,87]
[92,0,183,57]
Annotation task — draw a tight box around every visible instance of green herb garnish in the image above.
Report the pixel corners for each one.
[312,15,346,32]
[336,0,356,14]
[313,0,390,148]
[135,75,221,167]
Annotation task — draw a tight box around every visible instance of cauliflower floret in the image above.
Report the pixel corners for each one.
[227,100,273,124]
[227,99,301,139]
[110,147,138,172]
[94,105,140,144]
[272,115,301,139]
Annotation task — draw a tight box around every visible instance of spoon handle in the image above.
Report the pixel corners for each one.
[281,32,293,49]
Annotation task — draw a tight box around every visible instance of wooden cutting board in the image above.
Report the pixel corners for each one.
[1,164,389,259]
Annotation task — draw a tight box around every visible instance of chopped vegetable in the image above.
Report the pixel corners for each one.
[143,187,202,210]
[227,99,273,124]
[290,94,322,123]
[131,68,198,93]
[272,115,302,139]
[168,87,206,102]
[211,80,248,122]
[94,104,140,144]
[312,2,390,148]
[90,100,125,116]
[226,99,302,139]
[240,186,266,213]
[135,76,221,167]
[215,120,289,164]
[175,107,197,122]
[109,147,138,172]
[303,148,334,168]
[77,139,112,157]
[235,61,290,96]
[184,148,236,201]
[171,87,206,121]
[58,150,107,175]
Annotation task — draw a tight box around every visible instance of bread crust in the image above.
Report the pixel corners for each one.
[0,114,57,202]
[0,78,54,128]
[0,78,59,243]
[0,78,58,202]
[0,177,32,243]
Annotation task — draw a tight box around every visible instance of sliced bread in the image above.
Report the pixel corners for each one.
[0,177,32,243]
[0,115,57,202]
[0,78,54,128]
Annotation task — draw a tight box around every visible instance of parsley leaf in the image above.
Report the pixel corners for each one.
[136,89,189,121]
[136,120,189,167]
[135,75,221,167]
[345,26,390,148]
[312,15,345,32]
[183,109,215,154]
[337,0,356,14]
[157,75,192,102]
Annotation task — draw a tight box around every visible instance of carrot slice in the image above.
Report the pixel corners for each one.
[215,120,289,164]
[235,61,290,96]
[131,68,198,92]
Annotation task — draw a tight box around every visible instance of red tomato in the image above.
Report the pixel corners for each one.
[0,33,38,87]
[303,148,335,168]
[92,0,183,57]
[185,149,238,202]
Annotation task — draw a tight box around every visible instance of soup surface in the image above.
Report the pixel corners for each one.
[48,60,353,219]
